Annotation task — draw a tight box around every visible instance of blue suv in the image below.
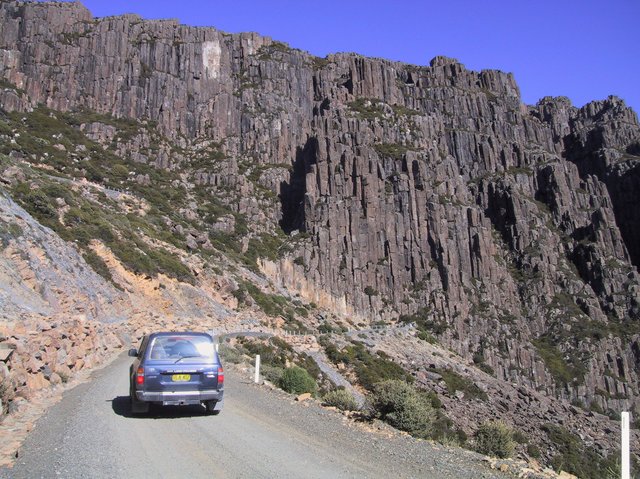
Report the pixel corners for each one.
[128,332,224,415]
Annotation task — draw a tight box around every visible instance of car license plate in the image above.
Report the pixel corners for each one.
[172,374,191,382]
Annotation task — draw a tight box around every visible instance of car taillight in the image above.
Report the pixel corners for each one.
[136,367,144,385]
[217,366,224,386]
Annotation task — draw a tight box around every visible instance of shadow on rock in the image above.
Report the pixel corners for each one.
[110,396,211,419]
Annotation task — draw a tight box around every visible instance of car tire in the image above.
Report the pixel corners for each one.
[205,400,221,415]
[130,384,149,415]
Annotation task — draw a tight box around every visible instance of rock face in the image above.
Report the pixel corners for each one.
[1,0,640,429]
[0,191,126,322]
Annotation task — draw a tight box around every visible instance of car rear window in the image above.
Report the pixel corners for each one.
[148,335,215,361]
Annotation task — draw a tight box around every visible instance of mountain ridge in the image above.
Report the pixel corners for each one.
[0,1,639,475]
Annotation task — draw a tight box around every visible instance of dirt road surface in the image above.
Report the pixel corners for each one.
[1,353,511,478]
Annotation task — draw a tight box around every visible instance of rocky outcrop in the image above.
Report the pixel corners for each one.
[1,0,639,459]
[0,189,128,418]
[0,190,127,321]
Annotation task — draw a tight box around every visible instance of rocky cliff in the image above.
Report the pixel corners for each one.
[1,0,639,471]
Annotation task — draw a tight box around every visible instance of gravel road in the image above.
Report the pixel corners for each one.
[1,353,511,479]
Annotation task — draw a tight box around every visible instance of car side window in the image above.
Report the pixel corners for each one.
[138,336,149,358]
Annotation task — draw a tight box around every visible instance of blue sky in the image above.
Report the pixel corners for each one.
[78,0,639,114]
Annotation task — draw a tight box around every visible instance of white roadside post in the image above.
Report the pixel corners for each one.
[254,354,261,384]
[622,411,630,479]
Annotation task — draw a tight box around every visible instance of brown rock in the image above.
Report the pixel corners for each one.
[25,373,49,392]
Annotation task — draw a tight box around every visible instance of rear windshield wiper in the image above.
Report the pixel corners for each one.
[174,355,202,363]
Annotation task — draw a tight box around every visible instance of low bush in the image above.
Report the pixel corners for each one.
[429,367,488,401]
[296,352,322,381]
[369,380,436,438]
[399,308,448,343]
[278,366,317,395]
[17,189,59,223]
[261,365,285,384]
[144,245,194,284]
[527,444,541,459]
[318,322,333,334]
[235,338,321,388]
[348,98,385,120]
[242,281,299,322]
[82,250,119,288]
[237,338,290,368]
[325,341,413,390]
[322,389,359,411]
[374,143,410,160]
[542,423,620,479]
[430,414,467,446]
[533,337,586,387]
[473,420,516,458]
[218,344,244,364]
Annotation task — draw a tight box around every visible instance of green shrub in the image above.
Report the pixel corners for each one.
[533,337,586,386]
[65,207,115,245]
[109,240,154,275]
[20,189,58,221]
[430,368,488,401]
[235,338,319,386]
[542,423,619,479]
[477,362,495,376]
[369,380,436,438]
[512,429,528,444]
[527,444,541,458]
[242,281,301,321]
[261,365,285,384]
[82,250,118,288]
[318,322,333,334]
[364,286,378,296]
[145,246,194,284]
[231,285,248,305]
[430,414,467,445]
[109,238,194,284]
[324,341,413,390]
[374,143,410,160]
[417,330,437,344]
[399,308,448,343]
[473,420,516,458]
[322,389,359,411]
[296,352,322,382]
[278,366,317,395]
[218,344,244,364]
[238,338,290,368]
[391,104,420,117]
[348,98,385,120]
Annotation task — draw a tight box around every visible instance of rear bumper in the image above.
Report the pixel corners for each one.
[136,389,223,404]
